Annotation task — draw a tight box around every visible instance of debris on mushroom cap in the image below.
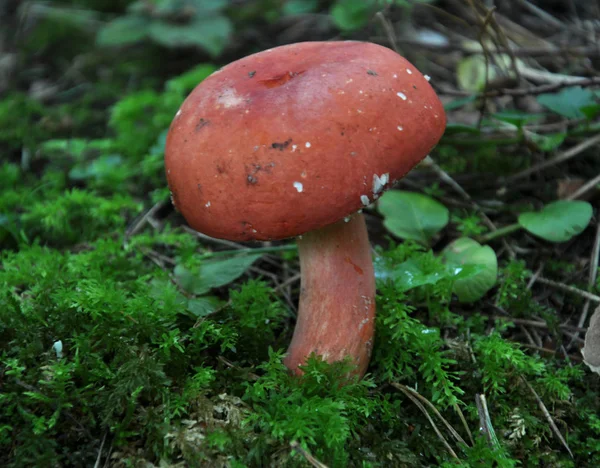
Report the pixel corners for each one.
[165,41,446,242]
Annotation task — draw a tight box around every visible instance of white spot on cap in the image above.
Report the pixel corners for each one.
[175,109,182,118]
[292,144,297,152]
[425,75,431,81]
[305,142,311,148]
[397,92,407,100]
[397,125,403,131]
[372,173,389,195]
[293,182,303,192]
[360,195,370,206]
[205,201,211,208]
[406,68,412,74]
[344,216,351,222]
[217,88,245,108]
[393,74,398,78]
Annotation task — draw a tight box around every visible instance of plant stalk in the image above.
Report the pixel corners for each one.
[284,214,376,377]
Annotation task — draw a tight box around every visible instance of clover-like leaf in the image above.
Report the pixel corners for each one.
[518,200,593,243]
[378,191,449,244]
[175,254,261,295]
[442,237,498,303]
[537,87,597,119]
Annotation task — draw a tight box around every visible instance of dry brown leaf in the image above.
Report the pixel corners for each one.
[582,305,600,374]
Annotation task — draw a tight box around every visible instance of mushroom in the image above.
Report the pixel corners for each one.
[165,41,446,377]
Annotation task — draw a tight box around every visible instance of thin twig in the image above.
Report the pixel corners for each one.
[290,441,329,468]
[504,133,600,183]
[535,276,600,303]
[371,37,600,58]
[375,12,399,54]
[393,384,459,459]
[475,394,500,449]
[391,383,469,448]
[423,155,516,258]
[438,76,600,98]
[490,315,587,333]
[566,172,600,201]
[94,432,107,468]
[454,403,475,446]
[520,376,573,458]
[124,199,167,239]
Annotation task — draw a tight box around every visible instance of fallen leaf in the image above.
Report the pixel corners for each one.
[582,305,600,374]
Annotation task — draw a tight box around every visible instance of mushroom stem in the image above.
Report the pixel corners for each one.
[284,214,376,377]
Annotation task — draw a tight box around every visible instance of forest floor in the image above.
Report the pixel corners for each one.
[1,0,600,466]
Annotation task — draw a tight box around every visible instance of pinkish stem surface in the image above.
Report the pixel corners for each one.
[284,214,376,377]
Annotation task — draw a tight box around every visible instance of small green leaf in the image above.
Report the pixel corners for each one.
[526,132,566,152]
[518,200,593,243]
[580,103,600,120]
[186,296,224,317]
[374,255,483,293]
[330,0,371,32]
[442,237,498,302]
[492,111,545,128]
[537,87,597,119]
[283,0,319,15]
[456,55,496,92]
[378,191,449,244]
[444,95,477,111]
[69,154,123,181]
[148,16,232,56]
[175,254,262,295]
[444,123,481,135]
[165,64,218,95]
[97,16,149,46]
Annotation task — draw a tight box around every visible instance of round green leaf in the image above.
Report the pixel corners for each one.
[97,16,149,46]
[442,237,498,303]
[518,200,593,243]
[148,16,232,57]
[330,0,371,32]
[377,191,449,244]
[537,87,596,119]
[174,254,261,295]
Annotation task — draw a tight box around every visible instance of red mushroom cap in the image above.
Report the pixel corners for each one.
[165,41,446,241]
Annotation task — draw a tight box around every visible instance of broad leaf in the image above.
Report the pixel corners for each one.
[97,16,149,46]
[330,0,371,32]
[283,0,319,14]
[493,111,545,128]
[148,16,232,56]
[518,200,593,243]
[537,87,597,119]
[457,55,496,92]
[175,254,261,295]
[187,296,224,318]
[374,255,483,293]
[378,191,449,244]
[442,237,498,302]
[527,132,566,152]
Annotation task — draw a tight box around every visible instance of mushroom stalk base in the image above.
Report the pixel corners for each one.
[284,214,376,377]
